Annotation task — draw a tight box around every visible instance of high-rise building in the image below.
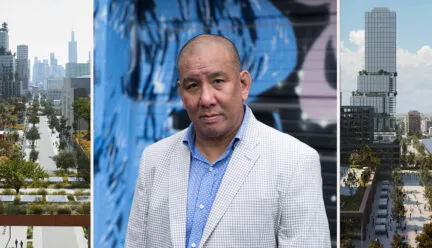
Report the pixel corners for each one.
[350,8,397,131]
[16,45,29,94]
[0,22,9,52]
[68,30,77,63]
[62,76,90,130]
[65,62,90,78]
[0,22,20,97]
[407,110,421,136]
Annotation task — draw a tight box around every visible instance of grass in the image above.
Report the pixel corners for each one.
[341,187,366,211]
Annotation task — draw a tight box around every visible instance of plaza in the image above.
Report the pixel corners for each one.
[361,171,431,247]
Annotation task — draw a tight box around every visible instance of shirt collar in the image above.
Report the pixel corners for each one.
[183,104,251,151]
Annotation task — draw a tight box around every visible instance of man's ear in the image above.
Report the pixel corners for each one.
[177,80,185,106]
[239,70,252,101]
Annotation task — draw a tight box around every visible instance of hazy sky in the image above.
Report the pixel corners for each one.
[340,0,432,114]
[0,0,92,69]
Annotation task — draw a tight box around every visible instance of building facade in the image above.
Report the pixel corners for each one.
[0,22,9,52]
[68,31,77,63]
[16,45,29,94]
[62,76,90,130]
[407,110,421,136]
[350,8,397,131]
[65,62,90,78]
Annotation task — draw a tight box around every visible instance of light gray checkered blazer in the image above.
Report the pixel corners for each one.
[125,110,331,247]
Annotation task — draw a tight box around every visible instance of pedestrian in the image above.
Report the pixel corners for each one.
[20,240,23,248]
[15,239,17,248]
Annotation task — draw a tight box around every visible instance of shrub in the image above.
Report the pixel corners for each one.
[36,189,48,195]
[27,226,33,239]
[56,190,67,195]
[82,202,90,214]
[29,204,44,214]
[6,205,26,215]
[13,196,21,205]
[1,188,15,195]
[47,204,57,214]
[57,206,72,214]
[67,194,75,201]
[0,202,4,214]
[27,242,33,248]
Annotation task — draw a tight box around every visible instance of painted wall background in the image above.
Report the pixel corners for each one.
[94,0,337,247]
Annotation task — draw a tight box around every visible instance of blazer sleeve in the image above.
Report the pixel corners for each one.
[277,149,331,247]
[125,150,151,248]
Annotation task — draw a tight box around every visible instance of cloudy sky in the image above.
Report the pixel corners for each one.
[0,0,92,72]
[340,0,432,114]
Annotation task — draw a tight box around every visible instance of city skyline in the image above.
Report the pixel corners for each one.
[341,0,432,114]
[0,0,92,76]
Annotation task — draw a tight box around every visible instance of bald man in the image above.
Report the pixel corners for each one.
[125,34,330,248]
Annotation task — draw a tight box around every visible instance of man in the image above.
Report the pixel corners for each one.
[125,34,330,247]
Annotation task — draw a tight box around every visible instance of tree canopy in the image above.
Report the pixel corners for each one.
[0,159,47,194]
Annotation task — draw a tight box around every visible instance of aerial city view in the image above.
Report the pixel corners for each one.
[340,1,432,248]
[0,1,91,247]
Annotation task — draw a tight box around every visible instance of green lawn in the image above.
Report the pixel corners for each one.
[341,187,366,211]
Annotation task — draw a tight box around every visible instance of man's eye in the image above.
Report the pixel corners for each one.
[186,83,198,89]
[214,79,224,84]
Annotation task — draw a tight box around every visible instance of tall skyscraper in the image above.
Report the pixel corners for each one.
[16,45,29,93]
[0,22,20,97]
[68,30,77,63]
[351,8,397,131]
[0,22,9,53]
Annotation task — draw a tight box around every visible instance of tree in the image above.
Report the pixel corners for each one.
[73,98,90,138]
[418,144,426,156]
[361,168,371,186]
[26,126,40,148]
[400,154,408,167]
[416,222,432,248]
[350,146,380,171]
[408,152,416,166]
[367,239,384,248]
[391,234,411,248]
[401,140,408,155]
[0,159,47,194]
[28,113,40,127]
[48,114,59,134]
[341,237,355,248]
[419,163,430,186]
[56,116,72,151]
[56,151,76,172]
[29,149,39,162]
[344,170,359,196]
[391,194,406,228]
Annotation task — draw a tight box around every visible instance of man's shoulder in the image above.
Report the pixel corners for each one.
[254,119,317,156]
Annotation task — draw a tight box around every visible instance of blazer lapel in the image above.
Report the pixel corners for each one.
[169,138,190,248]
[199,115,261,248]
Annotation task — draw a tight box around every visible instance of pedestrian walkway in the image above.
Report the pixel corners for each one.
[362,171,431,247]
[33,226,87,248]
[23,116,60,173]
[0,226,27,248]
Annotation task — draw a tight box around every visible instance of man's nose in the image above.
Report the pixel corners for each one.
[199,83,216,108]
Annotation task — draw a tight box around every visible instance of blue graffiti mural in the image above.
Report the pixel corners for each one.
[94,0,336,247]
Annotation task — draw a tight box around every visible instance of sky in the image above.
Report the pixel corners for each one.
[0,0,92,72]
[340,0,432,114]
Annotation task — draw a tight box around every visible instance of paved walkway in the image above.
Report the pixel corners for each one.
[33,227,87,248]
[0,226,26,248]
[361,172,431,247]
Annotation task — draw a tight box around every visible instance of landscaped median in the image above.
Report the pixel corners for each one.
[0,189,90,215]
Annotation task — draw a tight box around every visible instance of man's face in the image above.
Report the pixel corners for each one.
[177,42,251,140]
